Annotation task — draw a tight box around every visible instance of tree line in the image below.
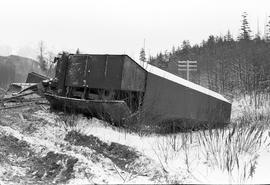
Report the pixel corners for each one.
[140,12,270,96]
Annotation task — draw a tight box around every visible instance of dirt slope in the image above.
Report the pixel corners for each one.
[0,103,166,184]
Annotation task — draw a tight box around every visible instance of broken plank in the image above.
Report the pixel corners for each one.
[1,92,35,102]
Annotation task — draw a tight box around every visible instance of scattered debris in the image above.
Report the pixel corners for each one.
[0,88,48,111]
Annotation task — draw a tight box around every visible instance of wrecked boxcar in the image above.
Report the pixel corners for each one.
[42,53,231,128]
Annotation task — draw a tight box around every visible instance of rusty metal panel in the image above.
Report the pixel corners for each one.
[65,55,124,90]
[54,54,69,95]
[142,72,231,124]
[104,55,124,89]
[86,55,123,89]
[121,56,146,92]
[65,55,87,87]
[86,55,106,88]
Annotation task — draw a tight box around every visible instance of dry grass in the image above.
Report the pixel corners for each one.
[149,93,270,183]
[197,124,269,182]
[150,125,270,183]
[51,92,270,183]
[232,92,270,123]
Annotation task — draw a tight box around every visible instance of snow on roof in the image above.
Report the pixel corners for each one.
[138,62,230,103]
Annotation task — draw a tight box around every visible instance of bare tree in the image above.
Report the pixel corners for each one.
[37,41,47,72]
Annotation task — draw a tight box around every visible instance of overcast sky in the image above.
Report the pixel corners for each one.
[0,0,269,60]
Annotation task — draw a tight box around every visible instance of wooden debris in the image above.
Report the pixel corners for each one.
[0,103,30,110]
[1,92,35,102]
[0,91,49,111]
[0,101,49,111]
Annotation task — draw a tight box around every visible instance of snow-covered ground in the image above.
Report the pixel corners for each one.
[0,93,269,184]
[0,105,167,184]
[68,114,270,184]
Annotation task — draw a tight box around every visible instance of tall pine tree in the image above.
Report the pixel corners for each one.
[266,16,270,42]
[238,12,252,40]
[139,48,146,63]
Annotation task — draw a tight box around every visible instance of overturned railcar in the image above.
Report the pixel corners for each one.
[43,53,231,128]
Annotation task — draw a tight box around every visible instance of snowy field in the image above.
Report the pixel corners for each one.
[0,93,269,184]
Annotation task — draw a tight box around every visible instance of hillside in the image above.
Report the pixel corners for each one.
[147,35,270,96]
[0,55,43,89]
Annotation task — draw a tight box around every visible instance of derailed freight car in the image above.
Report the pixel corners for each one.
[43,53,231,128]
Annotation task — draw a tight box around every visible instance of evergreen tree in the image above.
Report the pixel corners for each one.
[139,48,146,62]
[179,40,192,61]
[225,30,233,41]
[266,16,270,42]
[181,40,191,50]
[148,56,155,65]
[238,12,252,40]
[156,52,166,68]
[147,13,270,94]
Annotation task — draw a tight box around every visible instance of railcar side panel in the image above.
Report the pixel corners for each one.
[65,55,124,90]
[121,56,147,92]
[65,55,86,87]
[142,72,231,124]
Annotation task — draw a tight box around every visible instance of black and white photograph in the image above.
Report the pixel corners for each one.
[0,0,270,184]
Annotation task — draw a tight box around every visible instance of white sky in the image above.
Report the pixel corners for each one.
[0,0,269,60]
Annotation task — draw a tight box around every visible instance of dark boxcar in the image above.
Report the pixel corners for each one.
[43,53,231,127]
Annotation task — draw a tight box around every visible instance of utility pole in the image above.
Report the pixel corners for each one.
[178,61,197,81]
[143,38,145,51]
[142,38,146,68]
